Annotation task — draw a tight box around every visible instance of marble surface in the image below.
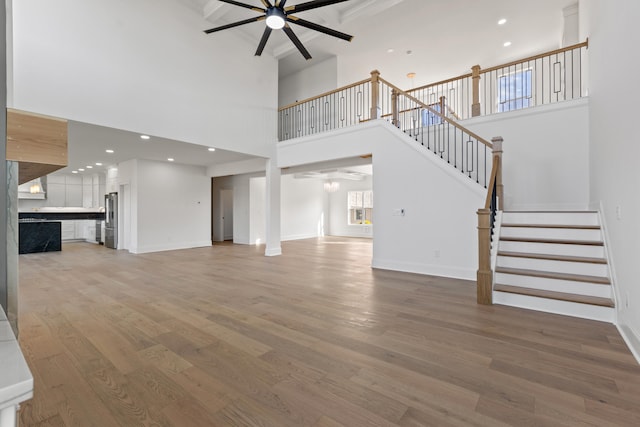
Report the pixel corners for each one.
[19,221,62,254]
[6,161,18,336]
[0,308,33,410]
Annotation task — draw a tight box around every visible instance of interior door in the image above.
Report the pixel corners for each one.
[221,189,233,241]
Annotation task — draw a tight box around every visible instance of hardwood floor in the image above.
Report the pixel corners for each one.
[17,237,640,426]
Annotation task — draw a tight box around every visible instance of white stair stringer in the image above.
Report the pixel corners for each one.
[493,211,615,323]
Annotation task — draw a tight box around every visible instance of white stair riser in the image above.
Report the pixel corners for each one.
[500,227,602,241]
[493,292,615,323]
[498,241,605,258]
[494,273,612,298]
[502,212,599,225]
[496,256,609,277]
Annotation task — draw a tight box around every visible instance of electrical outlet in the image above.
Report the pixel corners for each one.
[616,205,622,220]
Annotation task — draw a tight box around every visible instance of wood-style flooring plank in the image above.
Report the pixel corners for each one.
[15,237,640,426]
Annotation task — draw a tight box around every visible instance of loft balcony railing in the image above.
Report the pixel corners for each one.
[407,40,588,119]
[278,41,588,142]
[279,68,495,188]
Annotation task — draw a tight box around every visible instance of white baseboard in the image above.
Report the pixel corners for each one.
[131,240,212,254]
[617,322,640,365]
[372,258,476,281]
[265,246,282,257]
[505,202,591,211]
[281,233,319,242]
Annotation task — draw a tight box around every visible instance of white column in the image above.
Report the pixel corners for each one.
[0,406,16,427]
[264,154,282,257]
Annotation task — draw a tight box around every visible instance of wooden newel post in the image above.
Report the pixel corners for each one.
[471,65,481,117]
[477,208,493,305]
[391,88,399,127]
[370,70,380,120]
[492,136,504,210]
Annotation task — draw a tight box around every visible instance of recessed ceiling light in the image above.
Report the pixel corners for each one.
[106,149,114,153]
[140,135,150,140]
[387,48,394,53]
[406,50,413,55]
[86,165,93,169]
[503,41,512,47]
[72,171,78,174]
[208,148,216,152]
[95,162,103,166]
[498,18,507,25]
[167,158,174,162]
[407,72,416,79]
[78,168,85,171]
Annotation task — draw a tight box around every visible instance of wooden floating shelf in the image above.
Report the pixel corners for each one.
[6,108,68,184]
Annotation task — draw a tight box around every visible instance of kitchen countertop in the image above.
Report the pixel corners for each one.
[0,308,33,413]
[19,212,105,221]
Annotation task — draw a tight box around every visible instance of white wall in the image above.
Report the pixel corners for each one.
[464,99,590,210]
[212,174,256,245]
[249,177,266,245]
[580,0,640,360]
[134,160,210,253]
[328,176,374,238]
[278,57,338,107]
[10,0,278,157]
[281,175,325,241]
[279,121,485,280]
[116,160,139,252]
[18,173,106,211]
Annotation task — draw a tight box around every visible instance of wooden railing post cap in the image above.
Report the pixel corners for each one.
[471,65,481,75]
[491,136,503,152]
[370,70,381,79]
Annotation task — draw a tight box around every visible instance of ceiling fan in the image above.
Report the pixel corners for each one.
[204,0,354,60]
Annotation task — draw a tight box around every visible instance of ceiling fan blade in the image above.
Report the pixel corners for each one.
[255,27,273,56]
[204,16,264,34]
[282,25,312,60]
[285,0,350,14]
[259,0,273,7]
[218,0,265,13]
[287,16,353,42]
[275,0,288,7]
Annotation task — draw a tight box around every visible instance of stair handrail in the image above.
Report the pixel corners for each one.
[377,77,493,149]
[477,137,503,305]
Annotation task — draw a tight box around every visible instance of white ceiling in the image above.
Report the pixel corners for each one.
[57,0,577,176]
[55,121,258,176]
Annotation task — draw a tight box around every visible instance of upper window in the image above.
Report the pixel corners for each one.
[498,69,532,112]
[348,190,373,225]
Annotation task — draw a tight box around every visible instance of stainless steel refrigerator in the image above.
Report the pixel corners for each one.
[105,192,118,249]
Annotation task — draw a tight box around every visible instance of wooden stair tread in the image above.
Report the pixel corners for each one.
[494,284,614,308]
[497,251,607,264]
[500,236,604,246]
[501,223,600,230]
[495,266,610,284]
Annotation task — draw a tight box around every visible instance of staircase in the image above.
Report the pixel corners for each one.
[493,211,615,322]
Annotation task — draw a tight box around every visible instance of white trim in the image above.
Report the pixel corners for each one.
[462,97,589,126]
[493,291,615,323]
[372,258,476,281]
[617,323,640,365]
[596,203,619,308]
[131,240,212,254]
[281,233,319,242]
[264,246,282,257]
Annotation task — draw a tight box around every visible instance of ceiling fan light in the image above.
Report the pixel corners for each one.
[266,8,285,30]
